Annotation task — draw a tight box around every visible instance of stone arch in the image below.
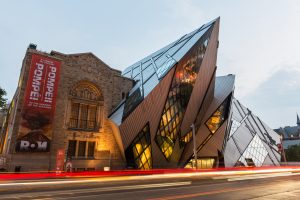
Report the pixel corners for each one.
[69,80,104,101]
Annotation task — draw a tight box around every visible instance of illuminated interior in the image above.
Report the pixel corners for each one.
[125,124,152,169]
[155,36,210,161]
[185,158,216,169]
[205,95,231,134]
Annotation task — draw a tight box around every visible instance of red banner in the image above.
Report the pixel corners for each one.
[24,54,61,114]
[16,54,61,152]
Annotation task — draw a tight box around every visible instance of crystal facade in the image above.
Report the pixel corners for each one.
[125,124,152,169]
[155,27,212,160]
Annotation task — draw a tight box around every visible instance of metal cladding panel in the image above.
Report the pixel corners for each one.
[224,138,242,167]
[180,18,220,134]
[226,98,281,166]
[262,155,274,166]
[119,67,175,150]
[193,75,216,129]
[261,120,281,145]
[179,75,235,165]
[198,120,228,157]
[231,100,244,122]
[201,75,235,124]
[232,125,254,152]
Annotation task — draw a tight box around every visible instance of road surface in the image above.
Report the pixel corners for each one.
[0,168,299,199]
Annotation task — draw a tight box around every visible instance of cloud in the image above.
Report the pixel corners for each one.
[240,66,300,128]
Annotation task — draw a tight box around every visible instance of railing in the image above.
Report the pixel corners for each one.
[69,118,97,130]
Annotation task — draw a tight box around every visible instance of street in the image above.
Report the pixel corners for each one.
[0,168,299,199]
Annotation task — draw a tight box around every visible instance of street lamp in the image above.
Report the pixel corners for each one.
[191,123,197,169]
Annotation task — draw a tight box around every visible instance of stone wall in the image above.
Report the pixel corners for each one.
[4,48,133,172]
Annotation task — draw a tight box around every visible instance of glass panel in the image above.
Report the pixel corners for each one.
[179,131,193,147]
[229,119,241,138]
[68,140,77,158]
[122,86,143,120]
[206,95,231,134]
[143,74,159,97]
[125,124,152,170]
[132,66,140,78]
[78,141,86,157]
[88,106,97,129]
[185,158,216,169]
[79,105,88,129]
[142,64,155,81]
[238,134,268,167]
[87,142,95,158]
[155,30,212,160]
[70,103,80,128]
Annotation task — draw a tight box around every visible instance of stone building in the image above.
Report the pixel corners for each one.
[0,18,281,172]
[0,45,133,172]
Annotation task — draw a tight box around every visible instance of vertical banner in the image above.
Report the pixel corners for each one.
[16,54,61,152]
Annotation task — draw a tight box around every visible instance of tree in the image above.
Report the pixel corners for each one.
[0,87,7,109]
[285,144,300,162]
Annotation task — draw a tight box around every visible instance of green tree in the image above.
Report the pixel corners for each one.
[0,87,7,109]
[285,144,300,162]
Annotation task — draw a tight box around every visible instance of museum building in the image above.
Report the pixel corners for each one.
[0,18,281,172]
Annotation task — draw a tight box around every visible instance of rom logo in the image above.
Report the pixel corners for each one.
[20,140,48,151]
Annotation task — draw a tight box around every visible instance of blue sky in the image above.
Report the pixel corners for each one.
[0,0,300,128]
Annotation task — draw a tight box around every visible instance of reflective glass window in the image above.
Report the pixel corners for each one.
[155,29,212,160]
[206,95,231,134]
[238,134,268,167]
[125,124,152,170]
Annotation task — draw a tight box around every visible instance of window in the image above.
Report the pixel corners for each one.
[125,124,152,170]
[180,131,193,147]
[78,141,86,157]
[67,140,95,159]
[155,32,210,160]
[68,81,103,131]
[67,140,77,158]
[87,142,95,157]
[69,103,97,130]
[205,95,231,134]
[185,158,216,169]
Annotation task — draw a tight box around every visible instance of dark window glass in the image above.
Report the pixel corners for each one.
[155,28,212,160]
[205,95,231,134]
[69,103,98,130]
[180,131,193,147]
[78,141,86,157]
[70,103,80,128]
[122,87,143,120]
[79,105,88,129]
[125,124,152,170]
[88,106,97,129]
[68,140,77,157]
[88,142,95,158]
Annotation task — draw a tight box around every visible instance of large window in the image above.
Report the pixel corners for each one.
[185,157,216,169]
[155,31,211,160]
[69,103,97,130]
[125,124,152,169]
[68,81,103,131]
[67,140,95,159]
[205,95,231,134]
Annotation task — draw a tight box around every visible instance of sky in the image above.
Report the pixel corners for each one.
[0,0,300,128]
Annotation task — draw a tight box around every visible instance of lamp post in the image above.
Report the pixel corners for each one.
[191,123,197,169]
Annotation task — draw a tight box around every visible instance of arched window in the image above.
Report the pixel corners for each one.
[67,81,104,131]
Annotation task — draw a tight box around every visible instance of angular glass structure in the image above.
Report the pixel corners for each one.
[110,18,281,169]
[125,124,152,169]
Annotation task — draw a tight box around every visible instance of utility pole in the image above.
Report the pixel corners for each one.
[191,123,197,169]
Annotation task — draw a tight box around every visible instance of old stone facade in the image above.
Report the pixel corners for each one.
[0,45,133,172]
